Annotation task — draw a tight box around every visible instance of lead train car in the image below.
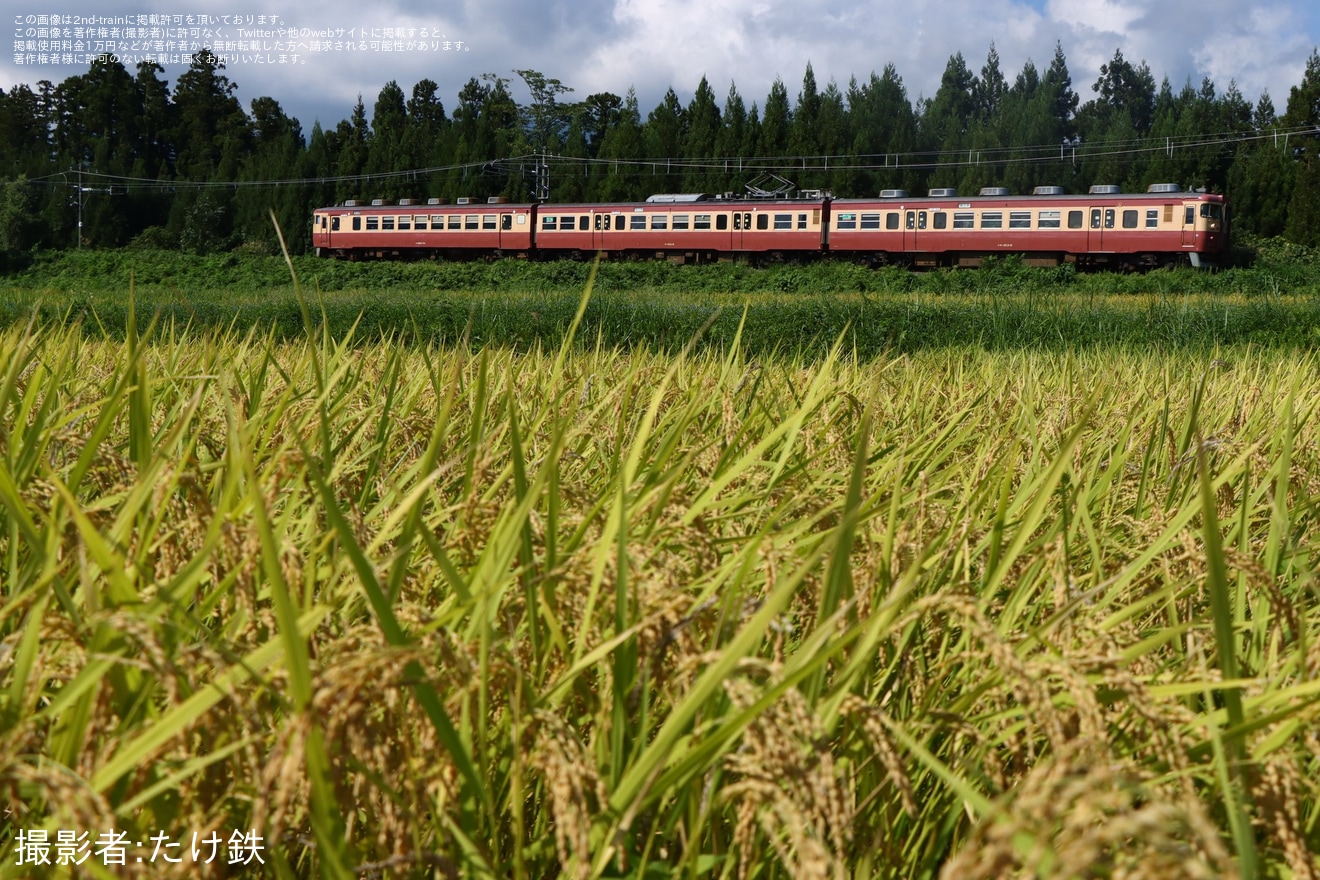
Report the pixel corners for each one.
[312,198,535,259]
[828,185,1227,270]
[311,184,1227,268]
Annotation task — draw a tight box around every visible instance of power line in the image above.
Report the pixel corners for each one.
[17,123,1318,194]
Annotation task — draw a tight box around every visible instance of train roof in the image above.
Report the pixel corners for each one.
[833,184,1223,204]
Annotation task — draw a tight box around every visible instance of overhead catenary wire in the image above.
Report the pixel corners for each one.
[19,123,1320,194]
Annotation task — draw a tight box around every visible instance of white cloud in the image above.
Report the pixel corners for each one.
[1,0,1315,130]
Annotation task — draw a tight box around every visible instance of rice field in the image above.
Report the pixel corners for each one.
[2,292,1320,878]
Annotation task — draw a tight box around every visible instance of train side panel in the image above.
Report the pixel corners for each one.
[313,203,534,258]
[313,188,1225,267]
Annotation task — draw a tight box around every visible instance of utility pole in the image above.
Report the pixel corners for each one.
[70,163,113,248]
[535,151,550,202]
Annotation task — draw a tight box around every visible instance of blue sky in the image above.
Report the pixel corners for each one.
[4,0,1318,138]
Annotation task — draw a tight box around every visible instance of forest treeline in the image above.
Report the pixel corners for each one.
[1,43,1319,257]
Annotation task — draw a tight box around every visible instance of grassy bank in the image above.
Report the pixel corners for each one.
[3,285,1320,354]
[2,310,1319,877]
[5,243,1320,355]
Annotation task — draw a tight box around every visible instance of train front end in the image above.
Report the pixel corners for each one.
[1185,193,1228,268]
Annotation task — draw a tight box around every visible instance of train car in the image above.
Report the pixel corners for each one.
[531,194,828,262]
[312,197,535,259]
[826,184,1228,269]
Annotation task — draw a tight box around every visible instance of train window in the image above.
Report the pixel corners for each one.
[953,212,974,229]
[1185,206,1195,225]
[502,215,512,231]
[398,216,411,231]
[1201,204,1223,219]
[717,214,729,230]
[756,214,769,230]
[416,215,427,228]
[1068,211,1083,229]
[733,213,742,230]
[1122,210,1138,229]
[579,216,590,230]
[773,214,791,230]
[695,214,712,230]
[383,217,396,231]
[933,212,947,230]
[861,213,880,229]
[836,213,855,230]
[1104,209,1115,229]
[631,215,647,230]
[484,215,497,230]
[886,213,899,230]
[594,214,604,231]
[1010,211,1032,229]
[1145,210,1159,228]
[798,214,807,230]
[906,212,916,230]
[352,216,360,231]
[1090,209,1101,229]
[673,215,690,230]
[332,217,340,231]
[652,215,668,230]
[918,212,927,230]
[1038,211,1060,228]
[980,212,1003,229]
[542,216,558,230]
[448,215,461,230]
[466,215,479,230]
[366,217,379,231]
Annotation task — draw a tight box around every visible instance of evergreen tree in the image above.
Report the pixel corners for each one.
[169,49,250,178]
[644,88,686,193]
[814,81,849,193]
[789,62,822,162]
[235,96,306,249]
[335,97,370,203]
[167,49,250,251]
[681,77,721,191]
[848,65,919,194]
[1042,42,1079,137]
[923,53,977,189]
[581,92,623,158]
[594,88,644,200]
[0,84,52,178]
[757,78,791,157]
[974,44,1007,123]
[404,78,451,196]
[365,81,408,200]
[1283,49,1320,245]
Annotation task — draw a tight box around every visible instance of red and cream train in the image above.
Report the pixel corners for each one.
[312,184,1228,269]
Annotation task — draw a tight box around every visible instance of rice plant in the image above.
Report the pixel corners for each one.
[2,302,1320,878]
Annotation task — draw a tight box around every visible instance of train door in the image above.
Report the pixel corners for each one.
[905,210,926,251]
[1181,203,1196,249]
[732,211,751,252]
[594,212,624,252]
[1089,207,1111,251]
[499,212,512,248]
